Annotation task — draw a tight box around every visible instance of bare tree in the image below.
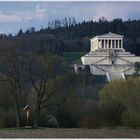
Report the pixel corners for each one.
[27,52,69,128]
[0,46,23,127]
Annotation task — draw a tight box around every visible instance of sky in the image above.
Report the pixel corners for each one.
[0,1,140,35]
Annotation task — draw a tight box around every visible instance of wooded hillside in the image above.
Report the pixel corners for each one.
[1,17,140,56]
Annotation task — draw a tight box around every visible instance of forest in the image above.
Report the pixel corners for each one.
[0,17,140,128]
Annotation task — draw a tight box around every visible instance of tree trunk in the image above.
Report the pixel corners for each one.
[34,94,40,128]
[15,105,21,128]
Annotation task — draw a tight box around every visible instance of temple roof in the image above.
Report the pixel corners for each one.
[96,32,124,38]
[90,32,124,41]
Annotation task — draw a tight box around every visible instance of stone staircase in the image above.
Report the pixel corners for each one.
[106,72,126,82]
[94,56,109,64]
[118,56,134,65]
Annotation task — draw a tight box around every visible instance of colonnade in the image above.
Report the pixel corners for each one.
[98,39,123,49]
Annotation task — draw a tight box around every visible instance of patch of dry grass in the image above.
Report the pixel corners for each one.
[0,128,140,138]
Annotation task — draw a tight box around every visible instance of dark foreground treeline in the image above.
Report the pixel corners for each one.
[0,44,106,128]
[0,49,140,129]
[0,17,140,129]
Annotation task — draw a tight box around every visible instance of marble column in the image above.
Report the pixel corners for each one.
[109,39,111,48]
[101,40,102,48]
[114,40,116,48]
[118,39,120,48]
[104,39,105,49]
[121,39,123,48]
[106,40,108,48]
[98,39,99,49]
[101,40,103,48]
[99,40,101,49]
[111,40,112,48]
[108,40,110,48]
[99,40,101,48]
[111,39,113,48]
[113,40,114,48]
[112,40,114,48]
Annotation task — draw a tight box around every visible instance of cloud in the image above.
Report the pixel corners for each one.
[45,2,140,22]
[35,4,46,20]
[0,11,21,22]
[0,4,47,22]
[92,3,124,20]
[36,2,136,23]
[0,2,139,23]
[74,2,140,20]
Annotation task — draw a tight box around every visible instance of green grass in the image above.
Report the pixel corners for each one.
[63,52,87,64]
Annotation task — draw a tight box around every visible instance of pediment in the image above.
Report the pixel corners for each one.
[97,32,123,38]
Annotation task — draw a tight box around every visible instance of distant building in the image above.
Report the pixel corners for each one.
[75,32,140,81]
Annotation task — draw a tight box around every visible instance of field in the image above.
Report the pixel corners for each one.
[0,128,140,138]
[63,52,87,64]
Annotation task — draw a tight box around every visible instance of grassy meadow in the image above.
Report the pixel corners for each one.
[63,52,87,64]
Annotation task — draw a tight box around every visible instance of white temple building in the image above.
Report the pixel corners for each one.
[75,32,140,81]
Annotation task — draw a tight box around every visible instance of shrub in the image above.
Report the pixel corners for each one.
[46,115,59,128]
[99,81,125,126]
[56,107,79,128]
[0,109,16,128]
[121,111,140,128]
[99,78,140,127]
[3,110,16,128]
[78,110,103,128]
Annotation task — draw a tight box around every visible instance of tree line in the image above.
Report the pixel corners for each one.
[48,17,76,29]
[0,40,106,128]
[1,17,140,55]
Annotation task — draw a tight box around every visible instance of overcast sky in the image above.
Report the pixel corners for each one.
[0,1,140,34]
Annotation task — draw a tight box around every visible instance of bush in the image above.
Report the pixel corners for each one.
[46,115,59,128]
[121,111,140,128]
[99,96,125,126]
[99,78,140,127]
[0,109,16,128]
[56,107,79,128]
[78,111,103,128]
[3,110,16,128]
